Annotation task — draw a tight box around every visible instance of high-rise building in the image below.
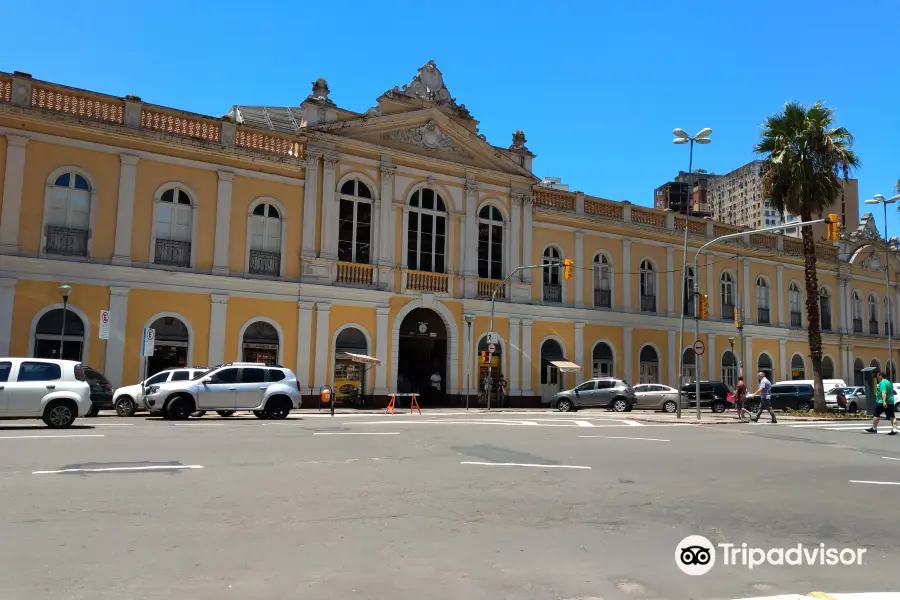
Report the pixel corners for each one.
[653,171,717,217]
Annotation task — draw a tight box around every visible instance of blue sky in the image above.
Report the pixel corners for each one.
[5,0,898,231]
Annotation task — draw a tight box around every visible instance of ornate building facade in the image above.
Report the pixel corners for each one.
[0,63,895,406]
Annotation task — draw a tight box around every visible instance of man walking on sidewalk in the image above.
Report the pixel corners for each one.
[865,370,897,435]
[751,371,777,423]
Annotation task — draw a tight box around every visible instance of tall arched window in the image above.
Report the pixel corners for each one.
[153,187,193,268]
[756,277,771,324]
[593,254,611,308]
[820,288,832,331]
[591,342,615,378]
[789,282,802,327]
[407,188,446,273]
[683,267,695,316]
[821,356,835,379]
[854,358,864,386]
[758,353,774,380]
[542,246,562,303]
[721,351,738,389]
[884,296,894,336]
[868,293,879,334]
[852,292,862,332]
[45,172,91,256]
[720,272,735,320]
[639,345,659,384]
[477,205,503,280]
[640,260,656,313]
[682,348,696,383]
[339,178,373,265]
[248,201,282,276]
[791,354,806,380]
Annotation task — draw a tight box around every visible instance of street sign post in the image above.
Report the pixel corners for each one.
[693,339,705,356]
[486,332,499,344]
[487,342,496,354]
[99,310,110,340]
[141,327,156,357]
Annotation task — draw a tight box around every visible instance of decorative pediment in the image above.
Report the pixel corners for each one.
[860,253,885,272]
[380,120,470,157]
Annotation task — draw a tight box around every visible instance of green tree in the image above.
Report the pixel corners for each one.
[754,102,860,413]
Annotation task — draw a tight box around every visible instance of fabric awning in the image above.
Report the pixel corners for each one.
[550,360,582,372]
[342,352,382,365]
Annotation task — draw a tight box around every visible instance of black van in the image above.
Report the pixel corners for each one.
[680,381,731,413]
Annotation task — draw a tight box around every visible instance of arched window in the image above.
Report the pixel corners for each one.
[884,296,894,336]
[791,354,806,380]
[593,254,611,308]
[248,201,282,276]
[853,358,864,386]
[683,267,695,316]
[639,345,659,384]
[722,351,738,389]
[335,327,370,401]
[851,292,862,332]
[821,356,835,379]
[756,277,771,324]
[720,272,735,320]
[640,260,656,313]
[682,348,696,383]
[153,187,193,268]
[241,320,280,365]
[820,288,832,331]
[45,172,91,256]
[868,293,879,334]
[592,342,614,378]
[870,358,880,372]
[477,205,504,280]
[789,282,802,327]
[33,308,86,361]
[542,247,562,303]
[339,178,373,265]
[758,353,774,381]
[407,188,446,273]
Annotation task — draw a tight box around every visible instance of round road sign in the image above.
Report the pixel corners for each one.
[487,343,497,354]
[693,340,706,356]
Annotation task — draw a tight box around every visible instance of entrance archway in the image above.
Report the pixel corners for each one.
[334,326,369,405]
[682,348,697,383]
[639,345,659,384]
[146,315,190,377]
[476,335,504,407]
[853,358,864,386]
[397,308,448,404]
[592,342,614,378]
[758,353,774,381]
[539,338,565,403]
[241,320,280,365]
[33,307,86,361]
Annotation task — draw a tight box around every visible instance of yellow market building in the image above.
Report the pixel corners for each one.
[0,63,896,406]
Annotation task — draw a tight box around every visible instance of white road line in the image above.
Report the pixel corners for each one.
[578,435,670,442]
[171,423,226,427]
[33,464,204,475]
[788,422,867,428]
[849,480,900,486]
[0,434,105,440]
[883,457,900,461]
[89,423,134,426]
[573,420,595,427]
[460,461,591,470]
[823,426,870,431]
[313,432,401,436]
[622,420,643,427]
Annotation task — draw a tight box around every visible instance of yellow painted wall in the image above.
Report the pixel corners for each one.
[329,305,378,394]
[0,135,7,222]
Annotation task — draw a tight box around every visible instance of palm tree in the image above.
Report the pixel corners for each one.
[754,101,860,413]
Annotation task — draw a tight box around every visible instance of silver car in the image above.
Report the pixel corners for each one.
[825,386,867,413]
[631,384,686,412]
[144,363,302,420]
[552,378,635,412]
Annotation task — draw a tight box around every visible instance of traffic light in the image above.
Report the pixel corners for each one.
[697,294,709,319]
[562,258,574,280]
[826,213,840,242]
[734,307,744,329]
[480,351,490,364]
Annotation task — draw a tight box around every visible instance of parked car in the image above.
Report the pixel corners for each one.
[776,379,846,393]
[747,383,815,413]
[631,384,686,412]
[112,367,207,417]
[680,381,731,413]
[143,363,302,420]
[83,366,113,416]
[825,386,866,413]
[0,358,92,428]
[552,378,635,412]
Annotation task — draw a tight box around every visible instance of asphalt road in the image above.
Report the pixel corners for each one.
[0,410,897,600]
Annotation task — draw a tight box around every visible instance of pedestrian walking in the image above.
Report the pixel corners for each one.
[750,371,777,423]
[497,374,507,408]
[865,370,897,435]
[734,375,749,421]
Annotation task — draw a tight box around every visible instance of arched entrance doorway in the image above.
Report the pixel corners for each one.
[147,316,189,377]
[34,308,85,361]
[592,342,614,378]
[853,358,864,387]
[758,353,774,381]
[334,327,369,405]
[397,308,447,404]
[790,354,805,380]
[639,346,659,384]
[682,348,697,383]
[476,335,503,407]
[540,339,564,403]
[241,321,279,365]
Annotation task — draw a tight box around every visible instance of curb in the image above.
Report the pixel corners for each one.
[741,593,900,599]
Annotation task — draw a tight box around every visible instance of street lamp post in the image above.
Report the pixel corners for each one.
[864,193,900,379]
[673,127,711,419]
[728,336,737,386]
[464,314,475,411]
[58,284,72,359]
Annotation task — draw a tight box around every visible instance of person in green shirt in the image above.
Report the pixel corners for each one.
[865,370,897,435]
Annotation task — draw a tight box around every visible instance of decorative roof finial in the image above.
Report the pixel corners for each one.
[308,78,334,105]
[509,129,529,152]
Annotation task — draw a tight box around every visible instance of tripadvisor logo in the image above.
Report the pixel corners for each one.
[676,535,866,576]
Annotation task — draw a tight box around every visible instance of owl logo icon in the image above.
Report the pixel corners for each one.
[676,535,715,576]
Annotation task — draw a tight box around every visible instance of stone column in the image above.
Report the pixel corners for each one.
[776,265,786,327]
[779,338,787,381]
[706,257,714,319]
[374,305,390,395]
[208,294,229,366]
[666,247,675,316]
[212,171,234,275]
[510,194,522,277]
[745,336,753,377]
[319,155,339,260]
[622,240,632,310]
[522,196,534,283]
[743,259,752,323]
[521,318,534,395]
[0,134,28,253]
[624,326,634,384]
[667,330,676,389]
[0,278,16,356]
[707,333,716,384]
[574,321,585,384]
[574,232,584,308]
[313,303,331,387]
[508,317,521,394]
[379,165,395,266]
[104,286,130,387]
[112,154,139,266]
[296,301,315,391]
[463,181,478,278]
[301,154,320,258]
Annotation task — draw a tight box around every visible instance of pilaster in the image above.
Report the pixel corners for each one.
[319,155,339,260]
[112,154,139,266]
[510,193,523,276]
[707,333,716,384]
[574,321,585,384]
[521,318,534,395]
[0,279,17,356]
[743,259,752,324]
[0,134,29,253]
[296,301,315,389]
[622,240,632,310]
[378,164,395,266]
[104,286,131,387]
[208,294,229,366]
[667,330,676,389]
[463,180,478,277]
[623,326,634,384]
[666,247,675,316]
[374,305,390,395]
[776,265,786,327]
[779,338,787,381]
[313,303,332,387]
[212,171,234,275]
[508,317,521,393]
[574,231,584,308]
[301,153,320,258]
[522,195,534,283]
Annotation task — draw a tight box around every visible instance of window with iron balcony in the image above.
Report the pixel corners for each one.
[45,172,91,257]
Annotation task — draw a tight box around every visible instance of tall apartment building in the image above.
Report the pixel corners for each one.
[653,171,717,217]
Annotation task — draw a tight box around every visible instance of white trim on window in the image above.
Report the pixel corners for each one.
[592,251,613,307]
[40,166,99,260]
[477,202,506,280]
[404,185,448,274]
[149,182,199,270]
[336,174,378,266]
[541,245,563,303]
[244,197,287,277]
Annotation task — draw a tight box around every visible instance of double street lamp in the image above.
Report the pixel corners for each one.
[673,127,711,419]
[58,284,72,359]
[864,193,900,380]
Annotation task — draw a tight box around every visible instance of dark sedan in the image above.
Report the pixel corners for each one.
[83,366,113,416]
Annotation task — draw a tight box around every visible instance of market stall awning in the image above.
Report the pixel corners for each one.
[550,360,582,373]
[342,352,382,365]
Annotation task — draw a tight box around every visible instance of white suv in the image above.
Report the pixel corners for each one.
[0,358,92,428]
[144,363,302,420]
[112,367,207,417]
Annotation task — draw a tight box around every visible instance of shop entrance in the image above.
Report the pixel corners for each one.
[333,328,369,407]
[146,316,189,377]
[241,321,279,365]
[33,308,85,362]
[476,336,503,407]
[397,308,447,405]
[540,339,564,403]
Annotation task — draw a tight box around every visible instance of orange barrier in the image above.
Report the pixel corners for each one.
[385,393,421,415]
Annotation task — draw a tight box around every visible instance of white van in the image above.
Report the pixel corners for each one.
[775,379,846,393]
[0,358,93,427]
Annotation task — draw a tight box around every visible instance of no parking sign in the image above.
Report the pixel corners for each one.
[99,310,110,340]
